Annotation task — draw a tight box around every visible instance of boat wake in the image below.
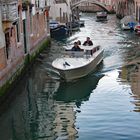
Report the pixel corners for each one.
[44,67,61,80]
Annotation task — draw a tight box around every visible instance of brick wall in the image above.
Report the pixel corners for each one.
[0,0,50,94]
[30,12,47,52]
[0,48,7,70]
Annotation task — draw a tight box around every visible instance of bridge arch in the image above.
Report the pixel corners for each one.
[71,0,110,13]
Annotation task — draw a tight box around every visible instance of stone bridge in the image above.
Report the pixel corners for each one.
[71,0,111,13]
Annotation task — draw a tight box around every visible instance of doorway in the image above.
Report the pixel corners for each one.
[23,19,27,54]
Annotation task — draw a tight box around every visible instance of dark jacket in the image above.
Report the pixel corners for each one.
[71,46,82,51]
[83,40,93,46]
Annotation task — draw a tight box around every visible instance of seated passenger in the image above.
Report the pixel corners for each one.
[83,37,93,46]
[77,40,81,45]
[71,42,83,51]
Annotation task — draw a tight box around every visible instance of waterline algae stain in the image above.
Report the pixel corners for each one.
[0,39,51,98]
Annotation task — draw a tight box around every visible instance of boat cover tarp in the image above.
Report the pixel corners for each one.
[120,15,137,24]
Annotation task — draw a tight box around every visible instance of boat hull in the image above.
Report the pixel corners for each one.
[96,18,107,22]
[67,21,80,31]
[121,23,131,30]
[96,12,107,22]
[134,25,140,35]
[78,20,85,27]
[50,25,68,37]
[53,49,104,81]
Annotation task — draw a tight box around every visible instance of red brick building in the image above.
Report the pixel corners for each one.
[135,0,140,22]
[0,0,50,95]
[115,0,136,19]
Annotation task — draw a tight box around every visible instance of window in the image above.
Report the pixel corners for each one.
[30,12,33,34]
[5,31,10,59]
[56,0,66,4]
[16,22,20,42]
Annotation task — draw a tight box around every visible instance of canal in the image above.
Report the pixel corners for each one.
[0,13,140,140]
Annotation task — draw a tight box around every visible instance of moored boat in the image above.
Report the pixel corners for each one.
[66,21,80,31]
[79,12,82,17]
[96,11,107,22]
[78,20,85,27]
[121,23,131,30]
[49,20,68,37]
[120,15,137,31]
[50,25,68,37]
[134,24,140,35]
[52,45,104,81]
[49,20,59,29]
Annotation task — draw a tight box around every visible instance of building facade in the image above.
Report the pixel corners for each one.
[0,0,50,95]
[115,0,140,21]
[115,0,135,19]
[0,8,6,71]
[135,0,140,21]
[49,0,72,24]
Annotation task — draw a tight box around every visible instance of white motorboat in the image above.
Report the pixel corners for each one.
[52,45,104,81]
[120,15,137,30]
[49,20,59,29]
[79,12,82,17]
[96,11,107,22]
[121,23,131,30]
[78,20,85,27]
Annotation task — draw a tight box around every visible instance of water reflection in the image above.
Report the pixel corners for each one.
[0,68,103,140]
[53,74,103,139]
[119,66,140,112]
[1,13,140,140]
[54,74,103,103]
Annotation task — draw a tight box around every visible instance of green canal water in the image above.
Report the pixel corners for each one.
[0,13,140,140]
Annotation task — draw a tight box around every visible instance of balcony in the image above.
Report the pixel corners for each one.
[1,0,18,22]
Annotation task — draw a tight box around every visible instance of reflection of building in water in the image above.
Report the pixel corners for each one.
[52,75,103,139]
[53,102,77,139]
[119,66,140,112]
[30,74,77,139]
[128,70,140,112]
[0,70,60,139]
[0,76,36,140]
[29,70,60,139]
[0,66,102,139]
[32,74,77,139]
[129,73,140,97]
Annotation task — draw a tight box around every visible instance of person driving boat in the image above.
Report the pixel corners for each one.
[83,37,93,46]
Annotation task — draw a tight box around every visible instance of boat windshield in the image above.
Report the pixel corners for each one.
[63,45,101,57]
